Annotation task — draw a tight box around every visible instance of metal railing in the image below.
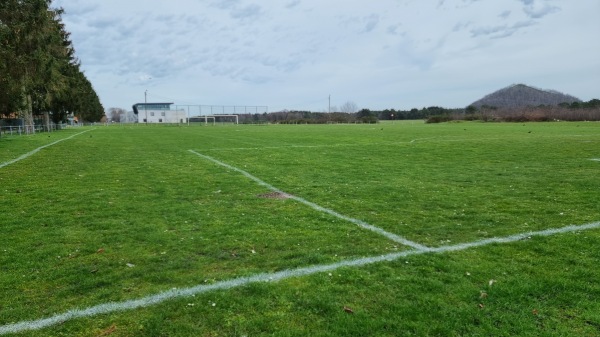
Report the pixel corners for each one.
[0,123,73,137]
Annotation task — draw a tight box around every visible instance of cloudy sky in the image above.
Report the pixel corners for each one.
[53,0,599,112]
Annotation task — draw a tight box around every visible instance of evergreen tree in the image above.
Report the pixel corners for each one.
[0,0,104,132]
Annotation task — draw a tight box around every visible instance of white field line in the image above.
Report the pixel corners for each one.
[0,129,93,169]
[199,137,507,152]
[204,144,348,151]
[188,150,429,250]
[1,221,598,335]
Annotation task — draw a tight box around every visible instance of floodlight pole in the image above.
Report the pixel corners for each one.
[328,95,331,113]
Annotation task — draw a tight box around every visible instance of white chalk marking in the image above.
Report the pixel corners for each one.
[0,129,93,169]
[1,221,598,335]
[427,222,600,253]
[590,158,600,162]
[285,195,430,250]
[199,136,506,152]
[188,150,429,250]
[204,144,337,151]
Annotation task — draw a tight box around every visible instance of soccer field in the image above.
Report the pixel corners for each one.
[1,122,599,336]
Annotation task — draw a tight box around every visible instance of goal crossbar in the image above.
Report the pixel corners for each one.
[189,114,238,125]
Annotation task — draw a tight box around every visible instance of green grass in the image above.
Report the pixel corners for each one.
[1,121,599,336]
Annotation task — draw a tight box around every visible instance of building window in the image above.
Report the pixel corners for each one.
[159,119,163,123]
[161,112,166,116]
[150,112,155,117]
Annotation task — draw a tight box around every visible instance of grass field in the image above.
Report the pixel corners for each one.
[1,121,599,336]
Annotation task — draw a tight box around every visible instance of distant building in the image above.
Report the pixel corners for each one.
[132,102,187,124]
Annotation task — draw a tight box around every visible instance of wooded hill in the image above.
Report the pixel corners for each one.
[470,84,581,108]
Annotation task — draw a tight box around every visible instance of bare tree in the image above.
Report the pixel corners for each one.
[340,101,358,113]
[108,107,127,122]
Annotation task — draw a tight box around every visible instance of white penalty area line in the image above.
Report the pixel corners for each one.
[1,221,599,335]
[188,150,429,251]
[0,129,94,169]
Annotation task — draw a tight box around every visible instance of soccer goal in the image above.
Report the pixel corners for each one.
[177,105,268,125]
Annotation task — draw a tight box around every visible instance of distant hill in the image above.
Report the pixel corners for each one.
[470,84,582,108]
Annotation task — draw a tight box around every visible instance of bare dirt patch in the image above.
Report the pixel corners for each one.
[257,191,290,199]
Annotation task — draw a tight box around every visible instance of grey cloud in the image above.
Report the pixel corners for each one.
[511,20,536,29]
[212,0,240,10]
[517,0,560,19]
[451,0,483,9]
[398,46,436,71]
[452,21,471,32]
[499,10,511,19]
[103,26,205,83]
[471,25,507,37]
[286,0,301,9]
[204,63,245,78]
[249,50,307,74]
[382,35,445,72]
[241,74,271,84]
[277,55,304,73]
[62,4,98,16]
[277,59,303,73]
[523,4,560,19]
[185,37,314,84]
[361,14,380,33]
[470,20,535,39]
[260,57,278,68]
[117,49,196,82]
[438,0,478,9]
[209,0,264,22]
[186,16,200,25]
[336,14,380,34]
[87,17,121,29]
[155,14,175,23]
[387,24,400,35]
[231,4,263,20]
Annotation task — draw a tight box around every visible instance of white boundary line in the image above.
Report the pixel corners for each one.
[1,221,598,335]
[199,136,513,152]
[0,129,93,169]
[188,150,429,250]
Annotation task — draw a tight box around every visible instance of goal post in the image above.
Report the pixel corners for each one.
[176,105,268,125]
[209,114,238,124]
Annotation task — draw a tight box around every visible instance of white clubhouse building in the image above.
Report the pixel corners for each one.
[132,102,187,124]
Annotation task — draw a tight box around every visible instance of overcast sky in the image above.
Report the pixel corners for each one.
[53,0,599,112]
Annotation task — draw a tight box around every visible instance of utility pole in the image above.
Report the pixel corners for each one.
[144,90,148,124]
[328,95,331,113]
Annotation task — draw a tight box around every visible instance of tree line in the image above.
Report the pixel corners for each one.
[0,0,104,133]
[426,99,600,123]
[232,106,465,124]
[232,101,599,124]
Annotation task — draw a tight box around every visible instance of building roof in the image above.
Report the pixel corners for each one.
[132,102,174,114]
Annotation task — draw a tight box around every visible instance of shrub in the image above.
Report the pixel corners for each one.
[425,114,453,123]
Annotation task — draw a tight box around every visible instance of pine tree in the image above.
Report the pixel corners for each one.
[0,0,104,132]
